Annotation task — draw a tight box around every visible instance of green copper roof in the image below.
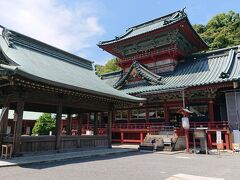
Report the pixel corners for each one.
[0,27,145,103]
[99,10,187,45]
[103,46,240,95]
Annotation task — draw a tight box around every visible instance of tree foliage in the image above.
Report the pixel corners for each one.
[95,58,121,75]
[32,113,56,135]
[193,11,240,50]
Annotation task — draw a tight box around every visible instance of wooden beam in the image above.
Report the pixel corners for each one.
[55,103,63,150]
[13,100,24,155]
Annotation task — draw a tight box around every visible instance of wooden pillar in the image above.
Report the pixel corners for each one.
[164,100,169,125]
[100,112,103,127]
[127,110,131,123]
[0,101,10,134]
[207,131,212,149]
[121,131,124,144]
[78,113,83,135]
[225,131,230,150]
[66,114,72,135]
[13,101,24,155]
[208,100,214,124]
[140,132,144,143]
[146,108,149,124]
[108,111,112,148]
[94,112,98,135]
[112,111,115,123]
[55,103,62,150]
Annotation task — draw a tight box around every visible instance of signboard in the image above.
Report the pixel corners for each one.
[194,129,206,138]
[216,131,222,144]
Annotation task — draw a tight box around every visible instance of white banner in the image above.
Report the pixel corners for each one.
[216,131,222,144]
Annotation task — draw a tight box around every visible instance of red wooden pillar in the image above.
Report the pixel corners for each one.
[121,131,124,144]
[146,108,149,124]
[225,131,230,150]
[140,132,144,143]
[208,100,214,125]
[164,100,169,125]
[207,131,212,149]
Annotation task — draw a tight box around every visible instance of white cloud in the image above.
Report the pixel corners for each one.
[0,0,104,57]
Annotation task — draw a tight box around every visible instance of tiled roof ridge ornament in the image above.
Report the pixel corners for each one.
[219,49,235,79]
[1,27,14,48]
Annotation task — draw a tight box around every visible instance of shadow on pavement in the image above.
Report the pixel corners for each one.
[18,151,151,170]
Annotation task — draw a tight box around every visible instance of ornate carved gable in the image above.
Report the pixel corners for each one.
[114,61,163,89]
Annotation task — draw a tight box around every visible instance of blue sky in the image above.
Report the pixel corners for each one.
[0,0,240,65]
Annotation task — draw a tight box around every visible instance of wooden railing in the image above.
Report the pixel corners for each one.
[188,121,229,129]
[2,135,109,153]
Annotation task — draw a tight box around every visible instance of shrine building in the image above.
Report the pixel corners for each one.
[98,9,240,149]
[0,25,144,155]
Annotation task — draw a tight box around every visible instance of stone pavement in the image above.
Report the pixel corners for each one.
[166,173,225,180]
[0,146,137,168]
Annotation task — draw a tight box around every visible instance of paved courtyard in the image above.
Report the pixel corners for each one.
[0,151,239,180]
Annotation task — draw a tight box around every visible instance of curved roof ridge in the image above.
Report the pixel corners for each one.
[129,9,186,30]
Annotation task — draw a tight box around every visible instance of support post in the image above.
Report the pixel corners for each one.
[0,100,10,135]
[121,131,124,144]
[185,129,190,153]
[55,103,62,150]
[66,114,72,135]
[94,112,98,135]
[164,100,169,126]
[208,100,214,125]
[78,113,83,135]
[140,132,144,143]
[13,101,24,156]
[207,131,212,149]
[146,108,149,124]
[225,131,230,150]
[108,111,112,148]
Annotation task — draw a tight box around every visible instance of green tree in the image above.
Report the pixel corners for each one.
[95,58,121,75]
[193,11,240,50]
[32,113,56,135]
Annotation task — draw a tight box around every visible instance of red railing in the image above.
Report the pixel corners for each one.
[112,123,174,134]
[188,121,229,130]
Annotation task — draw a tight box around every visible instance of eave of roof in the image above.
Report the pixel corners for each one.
[111,46,240,95]
[0,26,145,103]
